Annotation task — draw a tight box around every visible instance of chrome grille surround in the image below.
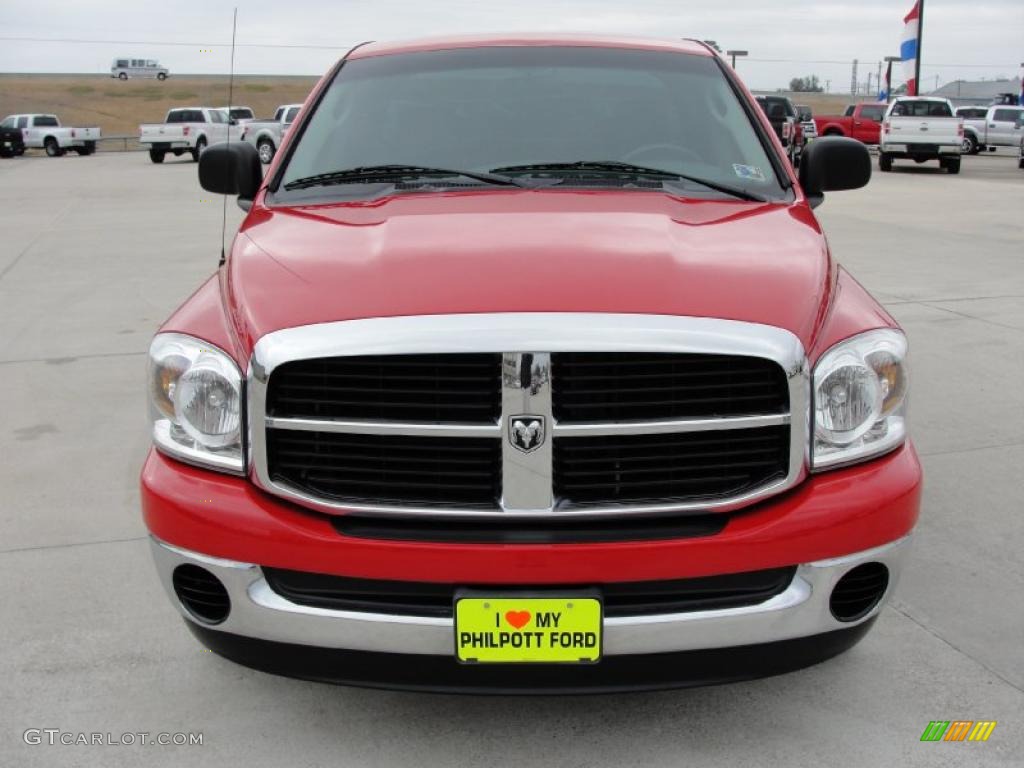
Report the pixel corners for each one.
[249,313,809,519]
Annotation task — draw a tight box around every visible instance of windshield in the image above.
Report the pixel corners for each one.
[278,46,783,200]
[890,100,953,118]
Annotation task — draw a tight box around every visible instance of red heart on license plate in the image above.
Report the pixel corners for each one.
[505,610,531,629]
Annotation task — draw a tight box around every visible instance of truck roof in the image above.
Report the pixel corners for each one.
[348,34,713,60]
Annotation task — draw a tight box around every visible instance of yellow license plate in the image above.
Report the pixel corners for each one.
[455,595,602,663]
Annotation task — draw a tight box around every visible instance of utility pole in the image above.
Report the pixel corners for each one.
[826,79,831,93]
[851,59,859,95]
[915,0,925,96]
[877,61,883,96]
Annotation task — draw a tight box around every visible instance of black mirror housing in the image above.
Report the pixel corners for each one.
[798,136,871,208]
[199,142,262,208]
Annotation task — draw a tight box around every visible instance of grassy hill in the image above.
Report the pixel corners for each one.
[0,74,319,136]
[0,73,858,140]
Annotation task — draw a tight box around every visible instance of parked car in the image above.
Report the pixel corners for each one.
[2,114,101,157]
[795,104,818,143]
[241,103,303,163]
[0,116,27,157]
[1018,114,1024,169]
[755,95,799,164]
[960,105,1024,155]
[879,97,962,173]
[955,106,988,154]
[813,103,886,145]
[139,107,235,164]
[112,57,169,80]
[145,34,918,693]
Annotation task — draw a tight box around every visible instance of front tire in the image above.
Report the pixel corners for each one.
[44,137,63,157]
[118,72,128,81]
[257,138,275,164]
[961,135,978,155]
[191,137,207,162]
[149,148,165,164]
[157,72,167,81]
[878,152,893,172]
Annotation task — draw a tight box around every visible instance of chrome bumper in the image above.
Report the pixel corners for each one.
[151,535,912,656]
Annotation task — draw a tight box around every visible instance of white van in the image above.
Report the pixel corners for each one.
[111,58,169,80]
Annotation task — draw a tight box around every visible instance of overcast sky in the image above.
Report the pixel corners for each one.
[1,0,1021,91]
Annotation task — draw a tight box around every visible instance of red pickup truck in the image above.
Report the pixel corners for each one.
[143,35,920,692]
[814,103,888,144]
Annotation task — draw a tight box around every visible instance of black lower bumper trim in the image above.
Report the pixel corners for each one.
[187,617,877,694]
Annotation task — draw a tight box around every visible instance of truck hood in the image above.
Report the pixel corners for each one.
[228,190,833,353]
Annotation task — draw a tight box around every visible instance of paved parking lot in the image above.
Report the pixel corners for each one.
[1,150,1022,767]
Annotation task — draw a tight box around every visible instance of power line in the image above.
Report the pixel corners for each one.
[0,35,1017,70]
[0,35,351,50]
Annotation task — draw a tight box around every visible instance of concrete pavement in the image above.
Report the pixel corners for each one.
[1,150,1021,767]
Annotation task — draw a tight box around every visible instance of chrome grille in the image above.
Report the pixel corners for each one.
[249,314,808,519]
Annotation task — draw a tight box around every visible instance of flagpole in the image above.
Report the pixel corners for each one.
[914,0,924,95]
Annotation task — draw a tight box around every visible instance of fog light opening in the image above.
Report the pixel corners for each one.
[829,562,889,622]
[172,564,231,624]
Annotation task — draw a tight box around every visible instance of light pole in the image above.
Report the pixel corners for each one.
[726,50,748,69]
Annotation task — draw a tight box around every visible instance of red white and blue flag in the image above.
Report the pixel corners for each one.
[900,2,920,95]
[878,60,892,102]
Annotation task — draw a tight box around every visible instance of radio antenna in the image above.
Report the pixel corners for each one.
[219,7,238,267]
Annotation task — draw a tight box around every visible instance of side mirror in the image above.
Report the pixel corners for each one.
[798,136,871,209]
[199,142,262,210]
[229,118,238,126]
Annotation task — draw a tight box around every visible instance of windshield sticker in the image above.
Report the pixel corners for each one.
[732,164,766,182]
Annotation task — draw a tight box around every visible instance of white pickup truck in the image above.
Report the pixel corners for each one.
[241,103,303,164]
[960,104,1024,155]
[878,97,962,174]
[139,107,240,164]
[2,114,101,157]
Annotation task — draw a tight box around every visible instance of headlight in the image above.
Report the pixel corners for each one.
[812,328,908,470]
[148,333,244,474]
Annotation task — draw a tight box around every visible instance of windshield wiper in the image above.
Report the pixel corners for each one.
[283,165,526,191]
[490,161,768,202]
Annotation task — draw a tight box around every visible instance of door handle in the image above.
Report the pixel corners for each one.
[989,123,997,127]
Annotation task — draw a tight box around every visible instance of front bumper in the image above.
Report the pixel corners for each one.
[153,535,910,657]
[153,535,908,691]
[880,143,961,156]
[143,441,921,690]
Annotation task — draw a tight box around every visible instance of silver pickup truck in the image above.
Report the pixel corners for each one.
[960,104,1024,155]
[240,104,303,164]
[878,97,962,174]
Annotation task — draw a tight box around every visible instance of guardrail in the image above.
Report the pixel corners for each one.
[96,134,144,152]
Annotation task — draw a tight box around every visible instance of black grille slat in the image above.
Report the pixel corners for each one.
[554,426,789,506]
[262,566,797,618]
[267,353,501,423]
[267,431,501,508]
[552,352,788,422]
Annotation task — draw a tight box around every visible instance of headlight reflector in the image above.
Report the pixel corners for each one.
[812,329,908,470]
[148,334,244,474]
